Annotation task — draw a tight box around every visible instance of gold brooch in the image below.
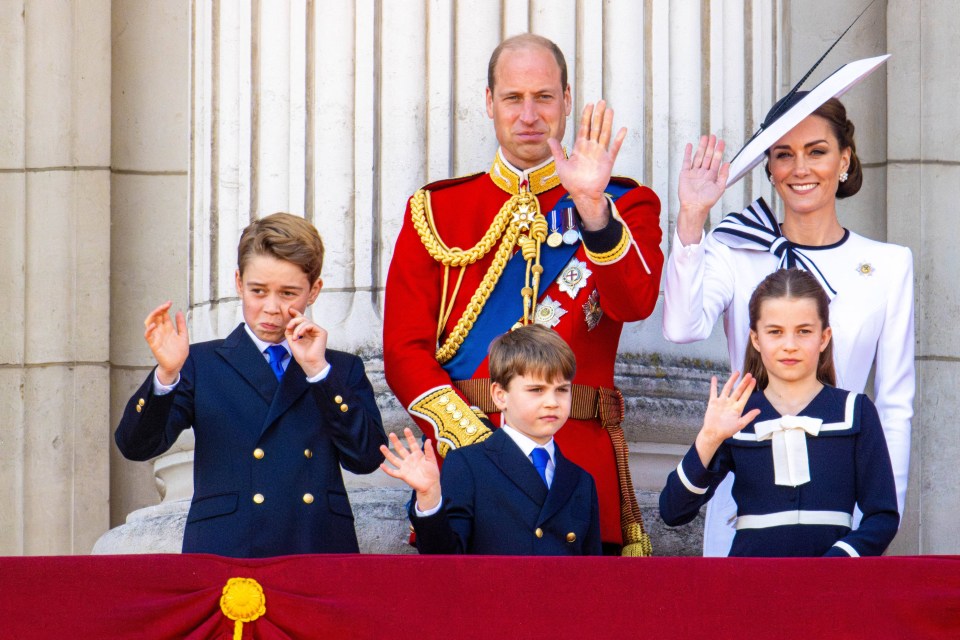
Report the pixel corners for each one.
[855,262,874,276]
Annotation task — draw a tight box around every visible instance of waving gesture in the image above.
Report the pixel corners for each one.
[694,372,761,467]
[144,301,189,385]
[677,134,729,246]
[380,428,442,512]
[548,100,626,231]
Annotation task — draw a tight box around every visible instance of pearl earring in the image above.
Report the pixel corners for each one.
[839,171,849,183]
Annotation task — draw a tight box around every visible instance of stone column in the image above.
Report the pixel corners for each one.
[887,0,959,555]
[102,0,192,552]
[0,0,112,555]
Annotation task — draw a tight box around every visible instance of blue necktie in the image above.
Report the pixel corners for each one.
[266,345,287,380]
[530,448,550,488]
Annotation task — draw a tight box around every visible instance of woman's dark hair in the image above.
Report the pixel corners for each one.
[743,268,836,390]
[763,94,862,199]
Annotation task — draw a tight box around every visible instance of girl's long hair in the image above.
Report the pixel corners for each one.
[743,268,837,389]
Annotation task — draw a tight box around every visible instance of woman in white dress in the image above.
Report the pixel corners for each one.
[662,93,914,556]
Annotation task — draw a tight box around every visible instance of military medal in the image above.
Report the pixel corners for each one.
[547,209,563,247]
[582,289,603,331]
[557,257,592,299]
[562,207,580,244]
[534,296,566,328]
[513,198,535,230]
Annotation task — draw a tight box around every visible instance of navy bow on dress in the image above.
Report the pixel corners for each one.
[712,198,837,299]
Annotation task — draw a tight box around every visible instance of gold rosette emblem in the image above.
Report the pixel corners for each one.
[220,577,266,640]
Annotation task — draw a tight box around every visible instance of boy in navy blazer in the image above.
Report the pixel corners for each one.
[381,325,602,555]
[115,213,387,558]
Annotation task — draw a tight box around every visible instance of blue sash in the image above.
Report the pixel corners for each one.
[442,184,631,380]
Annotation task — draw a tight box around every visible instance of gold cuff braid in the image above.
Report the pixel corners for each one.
[584,224,630,264]
[408,386,492,457]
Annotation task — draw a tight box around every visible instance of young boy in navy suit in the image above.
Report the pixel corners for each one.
[115,213,387,558]
[381,325,602,555]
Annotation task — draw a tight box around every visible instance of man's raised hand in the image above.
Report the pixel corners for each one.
[548,100,627,231]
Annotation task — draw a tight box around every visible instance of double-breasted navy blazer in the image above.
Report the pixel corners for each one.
[115,324,387,558]
[410,428,602,555]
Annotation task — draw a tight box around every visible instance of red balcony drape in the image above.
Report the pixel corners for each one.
[2,554,958,639]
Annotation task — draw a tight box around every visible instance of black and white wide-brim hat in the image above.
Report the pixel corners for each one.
[726,54,890,188]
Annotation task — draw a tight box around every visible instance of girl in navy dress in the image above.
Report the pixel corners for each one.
[659,268,899,556]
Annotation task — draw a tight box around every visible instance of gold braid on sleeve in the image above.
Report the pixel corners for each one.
[584,224,630,264]
[409,386,492,457]
[411,188,544,364]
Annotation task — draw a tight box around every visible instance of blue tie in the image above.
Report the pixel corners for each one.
[266,345,287,380]
[530,448,550,488]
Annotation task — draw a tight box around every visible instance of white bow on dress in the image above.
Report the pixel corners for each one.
[753,415,823,487]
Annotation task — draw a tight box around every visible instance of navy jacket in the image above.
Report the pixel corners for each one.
[411,428,602,555]
[115,324,387,557]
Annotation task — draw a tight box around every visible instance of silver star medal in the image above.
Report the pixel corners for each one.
[534,296,567,328]
[557,257,592,299]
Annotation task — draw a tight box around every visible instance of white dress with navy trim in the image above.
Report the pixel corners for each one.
[659,386,899,557]
[663,221,914,556]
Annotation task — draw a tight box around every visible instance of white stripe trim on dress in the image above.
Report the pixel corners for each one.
[677,461,708,495]
[832,540,860,557]
[733,392,858,440]
[735,510,853,530]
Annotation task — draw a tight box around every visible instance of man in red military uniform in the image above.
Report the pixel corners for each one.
[384,33,663,554]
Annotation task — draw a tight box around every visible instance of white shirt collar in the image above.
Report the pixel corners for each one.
[501,424,555,463]
[243,323,290,357]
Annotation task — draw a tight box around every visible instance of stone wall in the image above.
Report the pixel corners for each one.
[0,0,112,555]
[1,0,957,557]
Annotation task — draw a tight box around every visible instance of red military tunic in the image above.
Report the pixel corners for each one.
[384,150,663,546]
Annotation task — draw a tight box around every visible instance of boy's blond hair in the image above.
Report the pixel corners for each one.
[488,325,576,387]
[237,212,325,283]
